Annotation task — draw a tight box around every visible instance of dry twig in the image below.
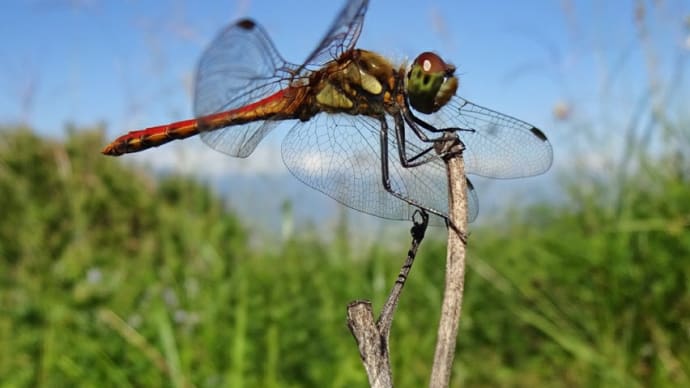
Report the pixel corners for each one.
[348,132,468,388]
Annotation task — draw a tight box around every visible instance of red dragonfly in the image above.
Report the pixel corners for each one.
[102,0,553,225]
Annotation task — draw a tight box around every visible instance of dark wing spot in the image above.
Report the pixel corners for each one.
[237,19,256,30]
[466,178,475,191]
[487,123,499,136]
[530,126,548,141]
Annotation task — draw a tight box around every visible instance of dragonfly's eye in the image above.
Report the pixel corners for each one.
[416,52,447,74]
[406,52,458,114]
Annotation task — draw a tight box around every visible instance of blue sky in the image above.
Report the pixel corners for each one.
[5,0,684,136]
[2,0,552,132]
[1,0,688,228]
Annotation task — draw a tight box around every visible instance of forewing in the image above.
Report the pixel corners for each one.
[299,0,369,73]
[416,96,553,179]
[195,19,297,157]
[281,113,478,225]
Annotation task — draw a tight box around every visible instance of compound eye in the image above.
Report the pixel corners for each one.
[414,52,447,74]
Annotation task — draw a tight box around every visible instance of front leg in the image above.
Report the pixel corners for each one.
[379,116,448,220]
[395,108,470,166]
[392,113,436,168]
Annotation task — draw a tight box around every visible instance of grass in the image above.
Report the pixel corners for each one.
[1,126,689,387]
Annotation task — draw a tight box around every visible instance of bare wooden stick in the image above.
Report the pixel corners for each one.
[348,131,467,387]
[346,301,392,388]
[429,133,469,387]
[347,212,429,388]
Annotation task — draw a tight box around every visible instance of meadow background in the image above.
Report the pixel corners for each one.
[1,1,690,386]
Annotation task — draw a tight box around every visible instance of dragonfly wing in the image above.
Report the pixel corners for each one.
[281,114,478,225]
[299,0,369,72]
[415,96,554,179]
[200,120,280,159]
[195,19,296,157]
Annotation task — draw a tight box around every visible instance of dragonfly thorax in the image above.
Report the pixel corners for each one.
[405,52,458,114]
[312,49,398,116]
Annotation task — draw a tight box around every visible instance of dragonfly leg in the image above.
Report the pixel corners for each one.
[446,218,469,244]
[392,113,436,168]
[394,110,466,167]
[404,106,476,135]
[401,108,470,161]
[379,116,448,220]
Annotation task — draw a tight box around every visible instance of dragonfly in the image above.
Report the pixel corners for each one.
[102,0,553,226]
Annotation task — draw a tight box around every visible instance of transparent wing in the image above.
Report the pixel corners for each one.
[298,0,369,73]
[281,113,479,225]
[415,96,553,178]
[194,19,298,157]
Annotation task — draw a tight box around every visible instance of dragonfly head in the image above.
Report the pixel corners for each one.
[406,52,458,114]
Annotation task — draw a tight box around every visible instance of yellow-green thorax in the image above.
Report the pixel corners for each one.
[312,49,396,114]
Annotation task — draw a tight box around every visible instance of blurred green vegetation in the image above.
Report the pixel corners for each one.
[1,125,689,387]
